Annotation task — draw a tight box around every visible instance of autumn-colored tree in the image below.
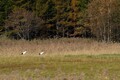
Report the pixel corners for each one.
[87,0,104,40]
[87,0,119,42]
[50,0,89,38]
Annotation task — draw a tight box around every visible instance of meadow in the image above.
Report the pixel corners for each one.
[0,38,120,80]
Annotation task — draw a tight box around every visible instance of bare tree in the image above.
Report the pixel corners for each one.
[87,0,118,42]
[5,8,45,40]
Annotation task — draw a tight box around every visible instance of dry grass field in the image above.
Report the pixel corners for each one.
[0,38,120,56]
[0,38,120,80]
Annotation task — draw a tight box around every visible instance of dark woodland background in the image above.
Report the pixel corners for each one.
[0,0,120,42]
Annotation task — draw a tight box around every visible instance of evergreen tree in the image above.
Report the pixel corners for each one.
[35,0,56,38]
[12,0,35,11]
[0,0,13,34]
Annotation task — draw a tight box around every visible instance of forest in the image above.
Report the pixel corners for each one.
[0,0,120,42]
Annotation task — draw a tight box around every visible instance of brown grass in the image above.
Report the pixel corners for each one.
[1,38,120,80]
[0,38,120,56]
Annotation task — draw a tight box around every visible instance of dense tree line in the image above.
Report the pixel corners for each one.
[0,0,120,42]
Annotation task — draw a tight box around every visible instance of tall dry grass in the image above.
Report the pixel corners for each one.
[0,38,120,56]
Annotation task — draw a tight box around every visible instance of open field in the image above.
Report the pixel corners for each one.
[0,55,120,80]
[0,38,120,80]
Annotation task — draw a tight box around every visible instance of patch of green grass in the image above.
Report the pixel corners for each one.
[0,55,120,80]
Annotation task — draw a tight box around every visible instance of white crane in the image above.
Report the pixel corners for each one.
[21,51,27,55]
[39,51,44,55]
